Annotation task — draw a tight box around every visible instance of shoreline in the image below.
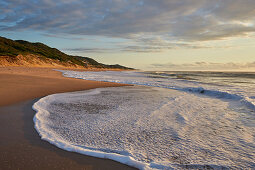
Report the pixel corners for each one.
[0,66,136,170]
[0,66,129,106]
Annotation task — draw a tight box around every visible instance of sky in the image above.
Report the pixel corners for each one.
[1,0,255,71]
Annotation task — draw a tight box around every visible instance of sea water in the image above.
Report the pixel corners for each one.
[33,71,255,169]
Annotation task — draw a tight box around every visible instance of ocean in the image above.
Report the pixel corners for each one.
[33,70,255,169]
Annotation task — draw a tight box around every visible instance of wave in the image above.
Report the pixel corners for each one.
[32,90,235,170]
[58,70,255,111]
[32,85,255,169]
[180,87,255,110]
[58,70,255,113]
[31,90,195,170]
[32,93,149,169]
[33,70,255,169]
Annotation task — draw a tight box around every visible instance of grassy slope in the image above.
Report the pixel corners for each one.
[0,36,133,69]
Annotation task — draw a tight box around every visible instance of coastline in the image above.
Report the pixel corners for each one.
[0,66,136,170]
[0,66,129,106]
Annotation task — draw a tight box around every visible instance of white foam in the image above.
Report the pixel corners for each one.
[33,90,150,169]
[33,86,255,169]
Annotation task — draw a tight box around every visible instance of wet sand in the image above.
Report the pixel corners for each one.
[0,66,136,170]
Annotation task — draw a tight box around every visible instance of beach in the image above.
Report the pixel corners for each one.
[1,67,255,169]
[0,66,136,170]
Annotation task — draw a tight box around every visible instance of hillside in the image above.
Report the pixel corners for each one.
[0,36,133,69]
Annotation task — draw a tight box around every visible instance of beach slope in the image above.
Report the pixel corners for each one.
[0,66,135,170]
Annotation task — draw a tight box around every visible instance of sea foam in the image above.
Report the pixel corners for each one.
[33,85,255,169]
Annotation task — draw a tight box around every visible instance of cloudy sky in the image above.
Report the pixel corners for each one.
[1,0,255,70]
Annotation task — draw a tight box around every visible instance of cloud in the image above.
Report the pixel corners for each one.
[42,33,89,40]
[1,0,255,43]
[151,62,255,71]
[64,39,216,53]
[63,47,115,53]
[121,43,208,53]
[121,36,232,52]
[63,34,233,53]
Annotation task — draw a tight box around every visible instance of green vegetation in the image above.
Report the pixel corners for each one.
[0,36,133,69]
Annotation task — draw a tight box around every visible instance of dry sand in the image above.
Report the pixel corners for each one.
[0,66,128,107]
[0,66,136,170]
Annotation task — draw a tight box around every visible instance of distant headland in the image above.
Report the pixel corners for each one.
[0,36,133,70]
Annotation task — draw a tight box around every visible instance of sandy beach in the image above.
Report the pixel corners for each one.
[0,66,136,170]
